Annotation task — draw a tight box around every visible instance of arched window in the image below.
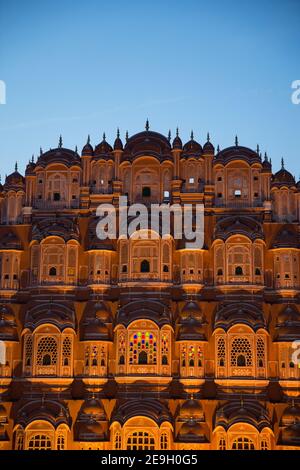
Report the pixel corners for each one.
[260,439,269,450]
[114,432,121,450]
[230,337,252,367]
[160,433,168,450]
[217,336,226,367]
[119,355,125,365]
[235,266,243,275]
[57,434,65,450]
[237,354,246,366]
[126,431,155,450]
[218,437,226,450]
[138,350,148,365]
[141,259,150,273]
[27,434,52,450]
[49,267,57,276]
[36,336,58,368]
[231,436,255,450]
[142,187,151,198]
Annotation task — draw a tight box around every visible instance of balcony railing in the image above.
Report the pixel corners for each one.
[215,199,263,209]
[33,199,80,209]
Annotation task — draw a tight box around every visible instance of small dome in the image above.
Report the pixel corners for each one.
[179,419,205,437]
[25,159,36,175]
[4,168,25,188]
[81,398,106,419]
[273,160,295,186]
[81,136,94,156]
[114,130,123,150]
[94,134,113,155]
[180,399,204,420]
[203,134,214,154]
[182,133,203,155]
[182,301,201,315]
[94,301,111,322]
[278,306,300,325]
[172,129,182,149]
[281,403,300,426]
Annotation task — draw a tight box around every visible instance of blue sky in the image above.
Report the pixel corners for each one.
[0,0,299,179]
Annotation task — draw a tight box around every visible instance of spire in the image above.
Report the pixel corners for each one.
[32,154,34,163]
[256,144,260,154]
[75,145,78,153]
[117,127,120,139]
[58,135,63,148]
[15,162,18,172]
[168,130,171,142]
[281,157,285,169]
[40,147,43,156]
[145,119,150,131]
[235,135,239,146]
[87,134,91,145]
[176,127,179,137]
[207,132,210,142]
[102,132,106,141]
[125,130,129,142]
[190,130,194,140]
[217,144,220,153]
[264,151,268,161]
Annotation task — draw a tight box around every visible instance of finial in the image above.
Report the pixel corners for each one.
[117,128,120,139]
[264,151,268,161]
[145,119,150,131]
[103,132,106,141]
[256,144,260,153]
[207,132,210,142]
[15,162,18,172]
[281,157,285,169]
[32,154,34,163]
[217,144,220,153]
[40,147,43,156]
[125,130,129,142]
[168,130,171,142]
[176,127,179,137]
[58,135,63,148]
[87,134,91,145]
[190,130,194,140]
[235,135,238,146]
[75,145,78,153]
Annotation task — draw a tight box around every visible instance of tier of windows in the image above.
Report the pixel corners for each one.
[217,430,271,450]
[0,252,20,290]
[274,251,300,289]
[179,343,204,377]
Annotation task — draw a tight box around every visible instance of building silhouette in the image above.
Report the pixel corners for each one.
[0,126,299,450]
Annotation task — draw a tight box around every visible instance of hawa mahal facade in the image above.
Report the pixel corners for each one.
[0,125,299,450]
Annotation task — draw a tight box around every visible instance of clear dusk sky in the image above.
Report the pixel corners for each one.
[0,0,299,179]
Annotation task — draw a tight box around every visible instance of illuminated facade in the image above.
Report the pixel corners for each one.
[0,126,300,450]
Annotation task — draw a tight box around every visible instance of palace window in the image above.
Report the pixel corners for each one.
[141,259,150,273]
[217,336,226,367]
[218,437,226,450]
[231,436,255,450]
[230,337,252,367]
[114,432,121,450]
[256,337,265,368]
[56,434,65,450]
[129,331,157,365]
[118,333,126,365]
[62,337,72,367]
[142,187,151,197]
[161,333,169,365]
[126,431,155,450]
[27,434,52,450]
[260,439,269,450]
[160,433,168,450]
[36,336,58,368]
